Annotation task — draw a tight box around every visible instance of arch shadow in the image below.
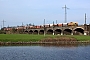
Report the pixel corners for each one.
[63,29,72,35]
[55,29,62,35]
[47,29,53,34]
[74,28,84,35]
[39,30,44,34]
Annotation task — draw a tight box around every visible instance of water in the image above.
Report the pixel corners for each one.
[0,45,90,60]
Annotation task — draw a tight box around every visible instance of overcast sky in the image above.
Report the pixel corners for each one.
[0,0,90,27]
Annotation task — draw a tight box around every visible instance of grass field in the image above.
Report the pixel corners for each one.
[0,34,45,42]
[0,34,90,42]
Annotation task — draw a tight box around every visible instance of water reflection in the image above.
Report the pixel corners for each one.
[0,44,90,60]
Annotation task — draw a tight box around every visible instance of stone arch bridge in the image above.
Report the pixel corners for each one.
[24,25,90,35]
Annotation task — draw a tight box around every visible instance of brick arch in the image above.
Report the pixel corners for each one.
[73,27,84,35]
[33,30,38,34]
[63,29,72,35]
[55,29,62,35]
[39,30,44,34]
[73,27,84,31]
[47,29,53,34]
[24,30,28,33]
[29,30,33,34]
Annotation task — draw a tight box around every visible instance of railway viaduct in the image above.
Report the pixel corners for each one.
[24,24,90,35]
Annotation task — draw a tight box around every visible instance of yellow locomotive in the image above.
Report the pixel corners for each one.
[68,22,78,26]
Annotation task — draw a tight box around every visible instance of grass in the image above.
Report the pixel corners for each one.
[0,34,56,42]
[0,34,90,42]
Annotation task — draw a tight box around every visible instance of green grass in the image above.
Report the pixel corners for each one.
[0,34,90,42]
[0,34,56,42]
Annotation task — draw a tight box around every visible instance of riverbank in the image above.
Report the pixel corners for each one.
[0,41,90,46]
[0,34,90,45]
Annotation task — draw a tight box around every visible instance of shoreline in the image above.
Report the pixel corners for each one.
[0,41,90,46]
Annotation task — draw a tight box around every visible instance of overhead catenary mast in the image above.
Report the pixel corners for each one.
[22,22,24,26]
[2,20,6,28]
[56,20,57,24]
[44,19,45,36]
[85,13,86,24]
[62,5,69,23]
[53,21,54,35]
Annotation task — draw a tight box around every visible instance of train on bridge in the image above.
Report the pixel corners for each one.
[3,22,90,35]
[24,22,78,29]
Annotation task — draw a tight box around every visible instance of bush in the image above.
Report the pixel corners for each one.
[0,30,6,34]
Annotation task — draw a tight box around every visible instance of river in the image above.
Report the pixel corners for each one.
[0,44,90,60]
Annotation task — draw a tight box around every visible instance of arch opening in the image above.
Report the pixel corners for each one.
[74,28,84,35]
[39,30,44,34]
[24,30,28,33]
[33,30,38,34]
[63,29,72,35]
[29,30,33,34]
[55,29,62,35]
[47,29,53,34]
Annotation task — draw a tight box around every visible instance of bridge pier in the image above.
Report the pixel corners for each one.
[53,32,54,35]
[38,31,39,35]
[71,30,73,35]
[71,32,73,35]
[61,31,63,35]
[53,30,54,35]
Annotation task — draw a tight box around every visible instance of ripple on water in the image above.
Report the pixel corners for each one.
[0,45,90,60]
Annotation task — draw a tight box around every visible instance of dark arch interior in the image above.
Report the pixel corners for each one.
[63,29,72,35]
[25,30,28,32]
[47,29,53,34]
[33,30,38,34]
[55,29,62,35]
[29,30,33,34]
[39,30,44,34]
[74,28,84,35]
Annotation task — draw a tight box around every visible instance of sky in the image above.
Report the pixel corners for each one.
[0,0,90,28]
